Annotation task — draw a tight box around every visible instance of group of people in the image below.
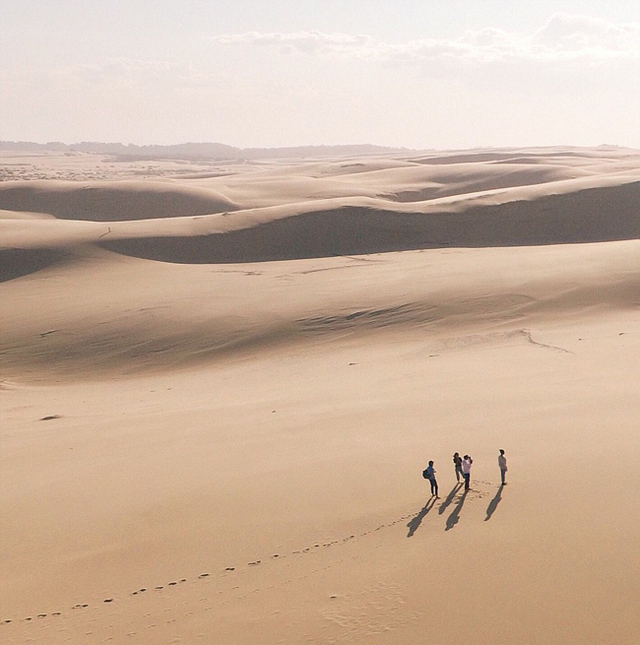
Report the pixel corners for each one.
[423,450,508,498]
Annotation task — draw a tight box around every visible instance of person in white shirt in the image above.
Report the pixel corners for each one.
[461,455,473,490]
[498,449,508,485]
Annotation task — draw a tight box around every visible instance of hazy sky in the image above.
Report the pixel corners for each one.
[1,0,639,149]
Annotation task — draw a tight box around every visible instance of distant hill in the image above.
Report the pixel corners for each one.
[0,141,417,161]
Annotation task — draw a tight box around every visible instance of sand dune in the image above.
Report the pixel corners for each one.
[0,247,71,282]
[0,180,239,221]
[95,177,640,263]
[1,238,637,381]
[2,165,639,265]
[1,147,639,645]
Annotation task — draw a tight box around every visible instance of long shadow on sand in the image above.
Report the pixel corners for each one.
[406,496,437,537]
[484,485,505,521]
[438,482,463,516]
[445,489,469,531]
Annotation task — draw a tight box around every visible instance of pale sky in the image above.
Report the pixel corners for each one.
[1,0,639,149]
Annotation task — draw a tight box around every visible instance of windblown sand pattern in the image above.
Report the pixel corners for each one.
[1,147,639,644]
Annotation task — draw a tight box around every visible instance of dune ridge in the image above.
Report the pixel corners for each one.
[98,179,640,263]
[1,174,639,267]
[0,180,239,221]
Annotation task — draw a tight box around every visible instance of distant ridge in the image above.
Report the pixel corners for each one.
[0,141,416,161]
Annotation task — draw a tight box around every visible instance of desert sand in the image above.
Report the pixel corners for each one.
[1,146,639,644]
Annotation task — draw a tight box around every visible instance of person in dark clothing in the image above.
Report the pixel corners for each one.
[498,449,508,485]
[453,452,464,483]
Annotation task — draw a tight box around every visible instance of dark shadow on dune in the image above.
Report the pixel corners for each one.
[97,181,640,263]
[438,482,463,515]
[445,489,469,531]
[0,248,69,283]
[409,150,606,165]
[407,496,437,537]
[485,485,504,521]
[0,183,238,221]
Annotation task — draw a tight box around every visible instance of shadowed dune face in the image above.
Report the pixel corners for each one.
[98,181,640,263]
[407,148,640,166]
[1,149,639,266]
[0,181,239,221]
[378,164,588,202]
[0,248,70,282]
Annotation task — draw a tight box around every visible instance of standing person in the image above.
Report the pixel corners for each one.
[453,452,464,483]
[498,449,508,485]
[425,460,439,498]
[461,455,473,490]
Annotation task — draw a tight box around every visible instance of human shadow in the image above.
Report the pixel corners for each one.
[438,482,463,515]
[484,485,504,521]
[406,496,437,537]
[445,489,468,531]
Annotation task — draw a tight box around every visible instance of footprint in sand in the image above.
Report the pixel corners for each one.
[7,492,505,625]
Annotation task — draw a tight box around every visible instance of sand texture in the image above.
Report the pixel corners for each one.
[1,146,639,644]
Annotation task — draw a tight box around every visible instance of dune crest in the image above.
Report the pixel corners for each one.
[0,180,239,221]
[96,178,640,263]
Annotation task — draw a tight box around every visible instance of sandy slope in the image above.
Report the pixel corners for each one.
[1,147,639,645]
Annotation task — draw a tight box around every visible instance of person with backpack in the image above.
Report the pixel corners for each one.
[424,460,439,498]
[461,455,473,490]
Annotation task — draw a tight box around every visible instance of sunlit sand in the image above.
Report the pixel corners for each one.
[1,146,639,644]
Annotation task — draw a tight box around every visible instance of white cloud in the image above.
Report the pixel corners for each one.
[533,13,640,53]
[217,31,379,58]
[215,13,640,65]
